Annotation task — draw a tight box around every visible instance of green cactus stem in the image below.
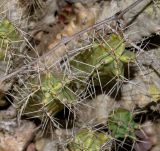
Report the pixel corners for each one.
[108,108,138,139]
[0,18,19,45]
[69,34,135,85]
[68,128,111,151]
[23,72,77,119]
[0,18,20,60]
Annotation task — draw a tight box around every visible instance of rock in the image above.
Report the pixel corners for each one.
[0,119,17,132]
[26,143,36,151]
[121,76,159,108]
[121,48,160,109]
[64,0,98,4]
[77,94,120,125]
[35,129,72,151]
[0,0,26,27]
[142,121,160,148]
[151,145,160,151]
[137,120,160,151]
[134,130,153,151]
[34,128,74,151]
[98,0,160,41]
[0,81,12,107]
[35,138,59,151]
[0,106,16,120]
[0,120,36,151]
[0,98,8,107]
[137,48,160,75]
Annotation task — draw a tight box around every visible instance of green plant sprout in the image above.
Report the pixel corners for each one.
[68,128,111,151]
[108,108,138,139]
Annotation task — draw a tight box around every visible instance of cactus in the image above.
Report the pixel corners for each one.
[0,19,19,45]
[21,34,136,128]
[0,18,20,60]
[69,34,135,86]
[108,108,138,139]
[22,72,78,119]
[68,128,111,151]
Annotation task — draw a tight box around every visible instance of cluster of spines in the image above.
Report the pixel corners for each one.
[17,32,140,148]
